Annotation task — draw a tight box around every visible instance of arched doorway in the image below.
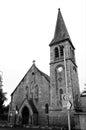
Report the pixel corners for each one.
[22,106,29,125]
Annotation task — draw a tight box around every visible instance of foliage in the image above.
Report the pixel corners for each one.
[3,104,9,113]
[0,76,7,114]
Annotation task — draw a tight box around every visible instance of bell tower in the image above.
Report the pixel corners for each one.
[49,9,80,110]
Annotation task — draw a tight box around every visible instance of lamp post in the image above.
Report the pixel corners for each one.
[64,46,71,130]
[14,109,18,127]
[9,112,14,127]
[9,112,12,123]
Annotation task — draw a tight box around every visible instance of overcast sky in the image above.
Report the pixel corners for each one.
[0,0,86,105]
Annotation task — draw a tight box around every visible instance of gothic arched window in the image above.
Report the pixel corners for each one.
[45,103,49,114]
[60,46,64,57]
[70,47,75,62]
[34,85,39,100]
[55,47,59,58]
[59,88,63,105]
[25,86,28,98]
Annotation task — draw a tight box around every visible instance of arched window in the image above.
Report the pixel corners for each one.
[70,47,75,62]
[59,89,63,105]
[34,85,39,100]
[45,103,49,114]
[55,47,59,58]
[60,46,64,56]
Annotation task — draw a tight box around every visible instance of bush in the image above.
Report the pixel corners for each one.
[0,114,8,121]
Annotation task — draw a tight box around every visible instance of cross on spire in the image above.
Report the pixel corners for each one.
[33,60,36,65]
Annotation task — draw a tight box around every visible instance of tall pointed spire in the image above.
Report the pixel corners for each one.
[49,8,71,46]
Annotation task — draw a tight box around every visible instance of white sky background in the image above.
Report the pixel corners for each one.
[0,0,86,105]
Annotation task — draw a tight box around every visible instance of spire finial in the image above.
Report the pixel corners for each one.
[33,60,36,65]
[58,8,60,11]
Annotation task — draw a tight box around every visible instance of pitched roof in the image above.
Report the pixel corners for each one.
[36,67,50,82]
[11,64,50,96]
[49,9,73,47]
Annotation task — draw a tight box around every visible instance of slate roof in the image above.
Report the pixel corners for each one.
[49,9,74,48]
[36,67,50,82]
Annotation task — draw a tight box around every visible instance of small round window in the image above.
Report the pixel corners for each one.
[57,66,63,72]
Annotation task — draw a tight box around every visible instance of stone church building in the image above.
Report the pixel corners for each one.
[9,9,83,128]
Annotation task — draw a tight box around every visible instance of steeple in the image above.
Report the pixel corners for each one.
[49,8,72,46]
[49,9,80,112]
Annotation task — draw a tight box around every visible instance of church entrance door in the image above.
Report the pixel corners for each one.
[22,106,29,125]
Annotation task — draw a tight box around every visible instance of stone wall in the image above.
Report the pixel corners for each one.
[49,109,75,128]
[74,112,86,130]
[81,95,86,111]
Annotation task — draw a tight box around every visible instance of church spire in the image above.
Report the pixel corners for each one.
[49,8,71,46]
